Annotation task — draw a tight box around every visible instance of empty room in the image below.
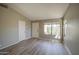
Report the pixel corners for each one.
[0,3,79,55]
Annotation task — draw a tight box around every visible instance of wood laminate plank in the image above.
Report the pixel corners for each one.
[0,38,69,55]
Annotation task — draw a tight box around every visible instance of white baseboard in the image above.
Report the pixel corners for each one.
[64,45,72,55]
[0,37,32,50]
[0,41,20,50]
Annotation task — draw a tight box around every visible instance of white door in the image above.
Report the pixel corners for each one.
[32,22,39,37]
[19,20,26,41]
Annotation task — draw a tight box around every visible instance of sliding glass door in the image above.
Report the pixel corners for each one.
[44,24,52,35]
[44,23,60,39]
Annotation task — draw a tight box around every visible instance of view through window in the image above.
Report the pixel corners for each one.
[44,23,60,39]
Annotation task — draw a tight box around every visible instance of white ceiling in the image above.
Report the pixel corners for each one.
[7,3,69,20]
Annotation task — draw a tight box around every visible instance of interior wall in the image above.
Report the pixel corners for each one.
[0,9,2,48]
[25,19,31,40]
[32,19,62,40]
[64,4,79,54]
[0,6,31,49]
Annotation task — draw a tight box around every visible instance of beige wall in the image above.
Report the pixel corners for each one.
[64,4,79,54]
[32,19,62,40]
[24,18,31,39]
[0,6,31,49]
[0,9,2,48]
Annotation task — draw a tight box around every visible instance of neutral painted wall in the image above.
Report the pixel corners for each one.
[0,9,2,48]
[0,6,31,49]
[23,18,31,40]
[18,15,31,41]
[32,19,62,40]
[64,4,79,54]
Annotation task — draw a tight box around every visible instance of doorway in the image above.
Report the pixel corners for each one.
[19,20,26,41]
[44,23,61,39]
[32,22,39,38]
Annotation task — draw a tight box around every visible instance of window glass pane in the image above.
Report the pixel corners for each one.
[44,24,51,35]
[44,23,61,39]
[52,24,60,39]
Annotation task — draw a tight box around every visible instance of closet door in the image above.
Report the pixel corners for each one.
[32,22,39,38]
[19,20,26,41]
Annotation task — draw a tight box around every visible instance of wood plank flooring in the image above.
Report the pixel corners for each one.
[0,38,69,55]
